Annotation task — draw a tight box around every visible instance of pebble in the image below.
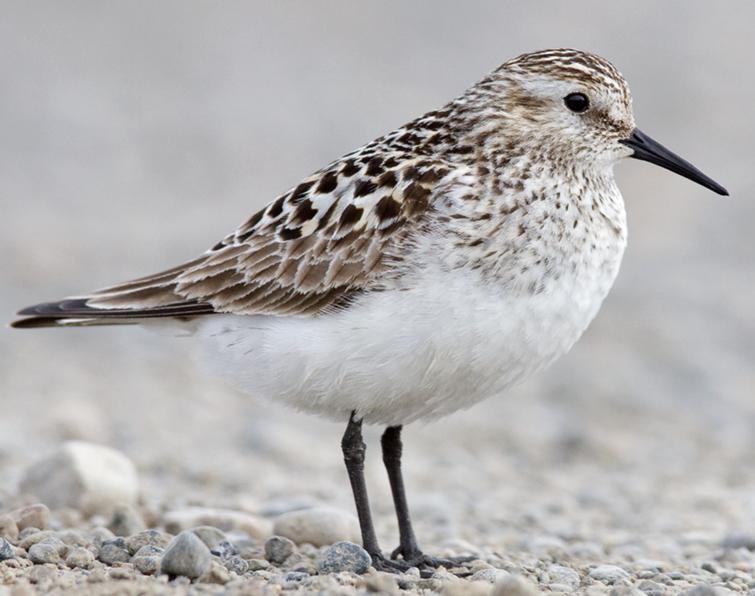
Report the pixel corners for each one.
[160,530,211,579]
[9,504,50,531]
[317,541,371,574]
[163,507,272,540]
[209,539,238,560]
[264,535,296,564]
[19,531,54,551]
[224,555,249,574]
[546,564,581,589]
[199,558,231,585]
[272,507,360,547]
[0,515,19,542]
[589,564,630,584]
[492,575,540,596]
[20,442,139,516]
[0,538,15,561]
[191,526,226,549]
[65,546,95,569]
[247,558,271,571]
[722,533,755,551]
[125,529,172,555]
[108,505,145,537]
[28,539,66,564]
[133,552,162,575]
[470,568,509,583]
[98,538,131,565]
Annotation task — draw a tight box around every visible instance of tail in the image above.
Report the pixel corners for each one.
[11,298,215,329]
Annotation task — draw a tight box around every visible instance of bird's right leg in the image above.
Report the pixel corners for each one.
[341,411,413,574]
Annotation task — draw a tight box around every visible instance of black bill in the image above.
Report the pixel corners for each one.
[620,128,728,196]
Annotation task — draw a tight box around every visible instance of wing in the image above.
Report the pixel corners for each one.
[12,152,460,328]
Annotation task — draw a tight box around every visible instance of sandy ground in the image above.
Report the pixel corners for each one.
[2,2,755,594]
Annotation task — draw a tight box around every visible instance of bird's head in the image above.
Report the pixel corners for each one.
[479,48,727,195]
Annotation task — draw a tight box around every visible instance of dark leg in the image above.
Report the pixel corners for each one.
[381,426,422,560]
[341,412,412,574]
[381,425,475,571]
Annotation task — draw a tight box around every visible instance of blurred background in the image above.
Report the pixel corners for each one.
[1,1,754,554]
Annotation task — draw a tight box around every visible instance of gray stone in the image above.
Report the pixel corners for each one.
[19,531,54,551]
[273,507,360,547]
[0,538,15,561]
[317,541,371,575]
[722,533,755,550]
[98,538,130,565]
[65,546,95,569]
[19,441,139,516]
[28,538,66,564]
[282,571,309,585]
[191,526,226,549]
[547,564,581,589]
[224,555,248,575]
[199,558,232,585]
[160,530,211,579]
[125,529,172,555]
[470,568,509,583]
[133,549,162,576]
[108,505,145,537]
[589,564,630,584]
[210,539,238,560]
[246,558,270,571]
[264,535,296,565]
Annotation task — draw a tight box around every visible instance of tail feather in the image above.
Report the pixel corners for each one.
[11,297,215,329]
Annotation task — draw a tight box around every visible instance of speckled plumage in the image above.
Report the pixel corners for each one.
[15,48,638,425]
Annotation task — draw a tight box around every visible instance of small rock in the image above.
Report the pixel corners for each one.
[9,504,50,531]
[282,571,309,585]
[317,541,371,575]
[0,538,15,561]
[160,530,211,579]
[91,527,116,547]
[589,564,630,584]
[273,507,360,547]
[19,442,139,516]
[98,538,130,565]
[55,529,90,548]
[28,539,65,564]
[109,566,134,580]
[224,555,248,574]
[125,529,172,555]
[722,533,755,550]
[470,568,509,583]
[210,539,237,560]
[65,547,95,569]
[492,575,539,596]
[191,526,226,549]
[133,549,162,576]
[547,564,581,589]
[0,515,19,542]
[19,530,54,551]
[264,535,296,565]
[163,507,271,540]
[199,558,231,584]
[246,558,270,571]
[108,505,145,537]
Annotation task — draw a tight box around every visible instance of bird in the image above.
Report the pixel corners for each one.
[12,48,728,574]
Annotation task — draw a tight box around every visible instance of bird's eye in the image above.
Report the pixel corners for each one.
[564,92,590,113]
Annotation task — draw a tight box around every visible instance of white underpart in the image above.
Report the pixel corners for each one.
[194,198,626,426]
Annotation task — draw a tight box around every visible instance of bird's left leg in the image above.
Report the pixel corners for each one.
[381,425,474,571]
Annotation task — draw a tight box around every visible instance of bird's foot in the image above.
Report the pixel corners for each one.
[389,546,475,576]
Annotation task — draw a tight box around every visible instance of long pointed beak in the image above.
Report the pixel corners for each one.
[620,128,728,196]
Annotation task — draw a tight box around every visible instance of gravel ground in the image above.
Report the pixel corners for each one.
[2,2,755,595]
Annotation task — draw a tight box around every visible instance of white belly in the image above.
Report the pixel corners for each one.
[194,260,620,426]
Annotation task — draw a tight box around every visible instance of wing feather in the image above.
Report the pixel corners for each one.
[12,153,461,328]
